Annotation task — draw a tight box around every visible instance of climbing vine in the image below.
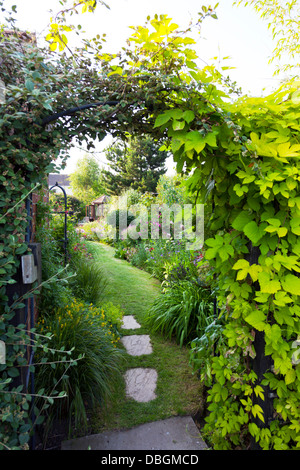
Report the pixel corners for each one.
[149,65,300,449]
[113,12,300,449]
[1,0,300,449]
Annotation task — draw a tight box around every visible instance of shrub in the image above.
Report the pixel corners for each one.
[146,280,214,347]
[35,300,124,432]
[76,221,101,241]
[50,193,86,222]
[106,209,136,240]
[101,301,124,333]
[68,255,107,305]
[189,319,225,385]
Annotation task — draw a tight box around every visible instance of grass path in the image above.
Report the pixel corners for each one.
[86,242,204,433]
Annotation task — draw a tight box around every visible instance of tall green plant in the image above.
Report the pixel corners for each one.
[146,280,214,347]
[35,300,124,433]
[68,256,107,305]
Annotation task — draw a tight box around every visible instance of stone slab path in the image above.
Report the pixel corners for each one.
[120,316,157,400]
[62,310,208,450]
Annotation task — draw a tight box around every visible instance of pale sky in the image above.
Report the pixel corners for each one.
[1,0,288,174]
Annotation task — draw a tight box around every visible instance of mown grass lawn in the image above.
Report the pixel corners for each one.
[86,242,205,432]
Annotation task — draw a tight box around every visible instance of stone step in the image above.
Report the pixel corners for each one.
[121,334,153,356]
[124,368,157,402]
[121,315,141,330]
[61,416,208,450]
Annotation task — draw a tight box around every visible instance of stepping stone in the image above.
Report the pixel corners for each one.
[121,315,141,330]
[124,368,157,402]
[121,334,152,356]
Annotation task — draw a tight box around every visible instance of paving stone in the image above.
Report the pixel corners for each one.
[121,315,141,330]
[62,416,208,450]
[121,334,152,356]
[124,368,157,402]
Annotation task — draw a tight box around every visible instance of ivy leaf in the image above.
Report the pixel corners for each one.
[265,218,287,237]
[233,183,248,197]
[290,217,300,235]
[243,220,265,244]
[232,259,249,281]
[182,110,195,123]
[258,271,281,294]
[232,211,253,231]
[236,170,256,184]
[205,235,224,259]
[185,131,206,154]
[245,309,266,331]
[285,369,296,385]
[254,385,265,400]
[277,142,300,158]
[154,113,171,128]
[205,131,217,147]
[252,404,265,423]
[232,259,262,282]
[281,274,300,295]
[274,304,294,325]
[172,120,185,131]
[218,244,234,261]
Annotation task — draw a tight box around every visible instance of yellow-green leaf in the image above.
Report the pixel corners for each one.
[281,274,300,295]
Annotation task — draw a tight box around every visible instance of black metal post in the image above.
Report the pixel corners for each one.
[248,243,274,450]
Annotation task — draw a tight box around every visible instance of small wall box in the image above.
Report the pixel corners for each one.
[21,254,38,284]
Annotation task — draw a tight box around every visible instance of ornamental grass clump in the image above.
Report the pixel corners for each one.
[35,300,124,433]
[68,255,107,305]
[146,280,214,347]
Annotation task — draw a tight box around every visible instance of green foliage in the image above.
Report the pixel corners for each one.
[111,10,300,448]
[69,154,105,206]
[35,299,124,432]
[68,255,107,305]
[2,0,300,450]
[146,280,214,347]
[50,193,86,222]
[106,209,136,240]
[144,17,300,444]
[102,135,168,195]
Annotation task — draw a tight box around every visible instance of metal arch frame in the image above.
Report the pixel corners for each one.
[49,182,69,267]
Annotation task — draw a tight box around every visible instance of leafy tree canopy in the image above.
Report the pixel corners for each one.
[69,154,105,205]
[102,135,168,195]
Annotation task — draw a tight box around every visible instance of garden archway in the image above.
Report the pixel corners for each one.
[1,17,300,450]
